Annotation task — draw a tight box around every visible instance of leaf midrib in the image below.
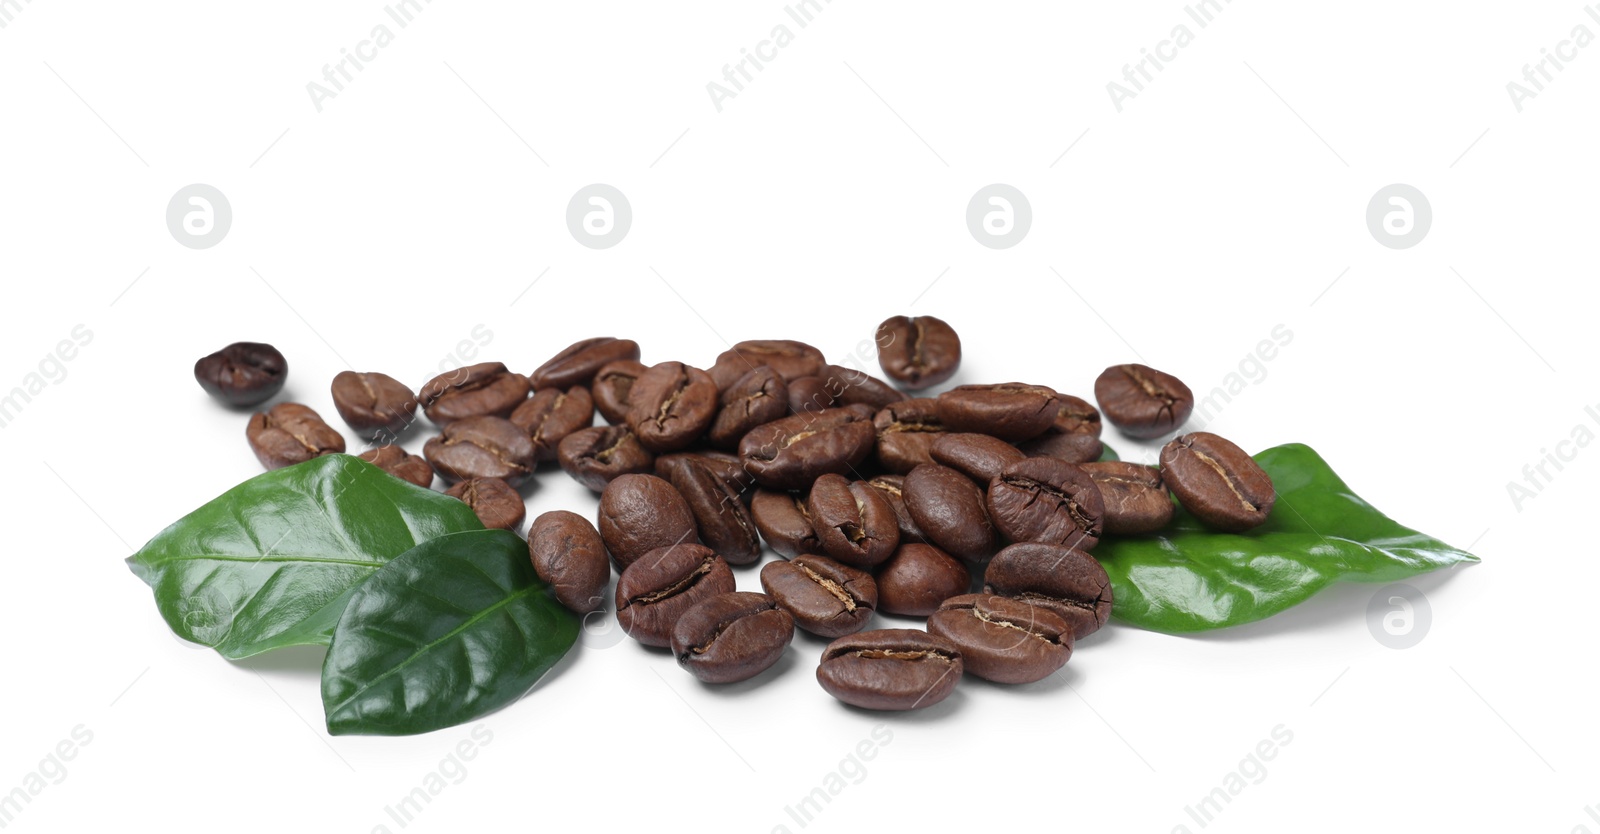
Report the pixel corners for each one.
[328,580,537,718]
[137,552,386,569]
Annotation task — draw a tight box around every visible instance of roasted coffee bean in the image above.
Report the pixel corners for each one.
[927,594,1072,684]
[930,432,1024,484]
[1159,432,1274,532]
[529,337,640,391]
[528,510,611,614]
[986,457,1105,550]
[864,475,925,544]
[1018,431,1103,464]
[787,376,835,415]
[708,339,826,389]
[656,451,755,500]
[615,544,735,648]
[422,415,535,485]
[357,444,434,488]
[246,403,345,470]
[875,543,971,617]
[935,383,1061,442]
[597,474,700,570]
[823,365,906,410]
[760,555,877,638]
[873,398,945,474]
[667,457,761,566]
[983,542,1112,639]
[329,371,417,438]
[557,426,655,492]
[671,592,794,683]
[902,463,997,563]
[625,362,719,453]
[1081,461,1174,534]
[738,405,876,489]
[1094,364,1193,439]
[875,315,961,390]
[445,477,526,531]
[418,362,529,425]
[195,342,287,407]
[707,367,787,450]
[806,474,900,570]
[592,359,648,425]
[510,386,594,461]
[749,489,820,558]
[816,629,963,711]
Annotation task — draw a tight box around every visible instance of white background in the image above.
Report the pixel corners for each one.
[2,2,1596,832]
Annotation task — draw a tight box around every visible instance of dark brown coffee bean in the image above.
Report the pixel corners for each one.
[329,371,417,438]
[1018,431,1103,464]
[902,464,996,563]
[615,544,735,648]
[445,477,526,531]
[592,359,648,425]
[708,339,826,389]
[816,629,963,711]
[671,592,794,683]
[787,375,835,415]
[873,398,945,474]
[806,474,900,570]
[357,444,434,488]
[935,383,1061,442]
[656,451,755,501]
[760,555,877,638]
[749,489,820,557]
[246,403,345,470]
[738,405,876,489]
[1081,461,1174,534]
[863,475,925,544]
[983,542,1112,639]
[528,510,611,614]
[822,365,906,410]
[510,386,594,462]
[195,342,287,407]
[418,362,529,426]
[875,315,961,390]
[667,458,761,566]
[1159,432,1274,532]
[625,362,719,453]
[1094,364,1193,439]
[557,426,655,492]
[927,594,1071,684]
[929,432,1024,484]
[529,337,640,391]
[422,415,535,485]
[707,367,787,450]
[875,543,971,616]
[597,474,700,571]
[986,457,1105,550]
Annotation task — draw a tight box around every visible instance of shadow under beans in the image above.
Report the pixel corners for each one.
[693,649,800,696]
[230,643,327,683]
[1163,567,1473,644]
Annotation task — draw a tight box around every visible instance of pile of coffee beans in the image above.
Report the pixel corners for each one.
[195,316,1276,711]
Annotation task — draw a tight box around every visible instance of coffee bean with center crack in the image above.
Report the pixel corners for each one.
[529,337,640,391]
[760,554,877,638]
[927,594,1072,684]
[983,542,1113,639]
[1159,431,1274,532]
[246,403,345,470]
[423,416,535,485]
[671,592,794,683]
[445,477,526,531]
[815,629,963,711]
[557,426,654,492]
[1094,364,1193,439]
[1081,461,1174,534]
[806,473,900,570]
[986,457,1105,550]
[357,444,434,488]
[615,544,735,648]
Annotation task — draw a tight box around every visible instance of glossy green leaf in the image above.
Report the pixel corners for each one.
[1097,443,1479,633]
[126,455,483,659]
[322,529,580,736]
